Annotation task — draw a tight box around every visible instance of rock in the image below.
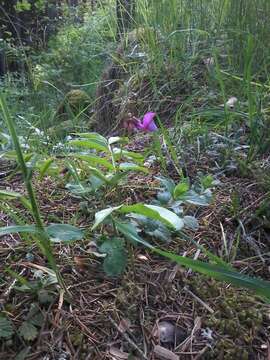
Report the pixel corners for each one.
[154,321,187,345]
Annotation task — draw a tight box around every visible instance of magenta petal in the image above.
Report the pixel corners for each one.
[142,112,156,130]
[146,120,158,132]
[135,121,144,130]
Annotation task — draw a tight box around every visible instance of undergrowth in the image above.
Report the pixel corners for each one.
[1,0,270,359]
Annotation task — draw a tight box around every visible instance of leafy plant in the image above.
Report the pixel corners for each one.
[92,202,191,275]
[98,237,127,276]
[0,94,84,291]
[66,132,147,197]
[0,316,14,339]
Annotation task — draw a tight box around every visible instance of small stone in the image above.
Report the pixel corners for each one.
[154,321,186,345]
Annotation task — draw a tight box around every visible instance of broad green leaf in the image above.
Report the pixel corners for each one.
[113,148,145,162]
[70,139,108,153]
[182,190,211,206]
[157,191,172,204]
[115,221,153,248]
[119,162,148,173]
[173,182,189,199]
[18,321,38,341]
[87,165,108,183]
[128,214,172,242]
[71,133,108,152]
[156,176,175,195]
[46,224,84,243]
[121,204,184,231]
[99,237,127,276]
[0,225,37,236]
[72,153,114,170]
[0,317,14,338]
[0,189,22,199]
[75,132,107,143]
[92,206,121,230]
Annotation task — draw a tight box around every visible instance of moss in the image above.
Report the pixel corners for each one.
[185,275,265,359]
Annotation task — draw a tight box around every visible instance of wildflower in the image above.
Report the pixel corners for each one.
[134,112,158,132]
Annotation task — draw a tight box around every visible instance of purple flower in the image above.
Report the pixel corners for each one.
[134,112,158,132]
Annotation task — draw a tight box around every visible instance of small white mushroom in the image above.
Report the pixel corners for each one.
[225,96,238,109]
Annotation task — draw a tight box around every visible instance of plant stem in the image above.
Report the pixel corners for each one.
[0,93,65,289]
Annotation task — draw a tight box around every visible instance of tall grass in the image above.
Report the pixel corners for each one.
[1,0,270,151]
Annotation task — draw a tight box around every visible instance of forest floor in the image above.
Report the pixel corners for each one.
[1,129,270,360]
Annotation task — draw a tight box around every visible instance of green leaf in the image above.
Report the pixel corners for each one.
[38,157,55,179]
[0,225,37,236]
[157,191,172,204]
[183,216,199,230]
[72,153,114,170]
[113,148,145,162]
[0,317,14,338]
[0,189,22,199]
[173,182,189,199]
[119,162,148,173]
[121,204,184,231]
[75,132,107,143]
[29,313,44,327]
[106,172,127,186]
[129,214,172,242]
[115,221,155,248]
[201,175,214,189]
[92,206,121,230]
[87,166,108,183]
[70,133,108,152]
[46,224,84,243]
[18,321,38,341]
[156,176,176,195]
[182,189,212,206]
[99,237,127,276]
[66,183,94,196]
[154,247,270,301]
[15,347,31,360]
[116,222,270,301]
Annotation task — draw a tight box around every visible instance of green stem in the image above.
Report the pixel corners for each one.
[0,93,65,289]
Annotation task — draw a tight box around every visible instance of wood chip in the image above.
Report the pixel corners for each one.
[153,345,179,360]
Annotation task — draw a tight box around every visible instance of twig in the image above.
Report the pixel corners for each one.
[108,315,148,360]
[2,268,26,301]
[183,287,214,314]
